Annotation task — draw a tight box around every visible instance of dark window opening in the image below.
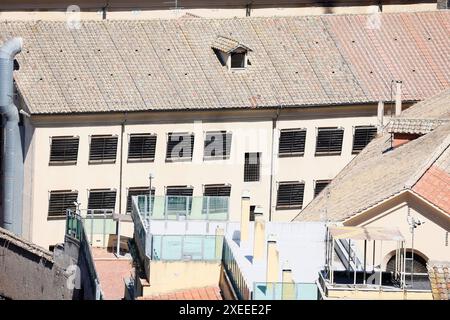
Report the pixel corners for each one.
[230,52,246,69]
[276,182,305,209]
[166,133,194,161]
[279,129,306,157]
[204,131,232,160]
[49,136,79,164]
[315,127,344,156]
[128,134,157,162]
[127,187,155,214]
[352,126,377,154]
[89,135,118,163]
[386,252,428,274]
[48,190,78,218]
[249,205,256,222]
[87,189,116,212]
[244,152,261,182]
[314,180,331,198]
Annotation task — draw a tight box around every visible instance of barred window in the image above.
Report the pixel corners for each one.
[278,129,306,157]
[352,126,377,154]
[48,190,78,218]
[276,182,305,209]
[244,152,260,182]
[126,187,155,214]
[315,127,344,156]
[203,184,231,197]
[89,135,118,163]
[49,136,79,164]
[204,131,232,160]
[128,134,157,162]
[166,133,194,161]
[314,180,331,198]
[87,189,116,212]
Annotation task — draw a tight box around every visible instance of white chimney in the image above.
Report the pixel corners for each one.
[252,206,265,263]
[240,190,250,243]
[395,81,402,116]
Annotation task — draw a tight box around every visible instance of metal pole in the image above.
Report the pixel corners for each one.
[117,219,121,257]
[363,240,367,285]
[379,240,383,291]
[148,174,153,219]
[411,227,414,287]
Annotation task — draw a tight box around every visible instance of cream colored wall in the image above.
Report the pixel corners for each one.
[144,260,221,295]
[345,192,450,270]
[0,3,437,21]
[326,288,433,300]
[26,106,383,248]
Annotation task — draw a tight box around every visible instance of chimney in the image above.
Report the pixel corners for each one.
[377,101,384,132]
[252,206,265,263]
[240,190,250,243]
[395,81,402,116]
[266,234,279,283]
[215,227,224,259]
[282,261,296,300]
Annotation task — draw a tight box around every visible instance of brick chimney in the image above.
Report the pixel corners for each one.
[240,190,250,243]
[266,234,279,283]
[252,206,265,263]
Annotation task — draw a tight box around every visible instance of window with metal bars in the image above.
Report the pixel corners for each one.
[314,180,331,198]
[87,189,116,212]
[48,190,78,218]
[127,134,157,162]
[203,184,231,197]
[204,131,232,160]
[89,135,118,163]
[49,136,79,164]
[278,129,306,157]
[352,126,377,154]
[315,127,344,156]
[276,182,305,209]
[166,133,194,161]
[126,187,155,214]
[244,152,260,182]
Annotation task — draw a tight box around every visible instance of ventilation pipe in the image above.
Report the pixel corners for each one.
[0,37,24,235]
[395,81,402,117]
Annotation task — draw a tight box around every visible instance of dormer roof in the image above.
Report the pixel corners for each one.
[211,36,252,54]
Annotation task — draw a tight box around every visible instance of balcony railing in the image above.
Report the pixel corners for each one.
[253,282,318,300]
[151,234,223,261]
[132,195,229,221]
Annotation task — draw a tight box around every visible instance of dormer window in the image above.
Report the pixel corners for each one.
[212,36,251,71]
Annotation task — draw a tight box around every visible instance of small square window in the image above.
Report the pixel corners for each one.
[230,52,246,69]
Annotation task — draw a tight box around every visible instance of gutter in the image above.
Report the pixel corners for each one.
[0,37,24,235]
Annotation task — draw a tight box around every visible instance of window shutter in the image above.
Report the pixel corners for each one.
[279,129,306,157]
[48,190,78,217]
[166,133,194,161]
[49,136,79,164]
[128,134,157,161]
[89,135,118,163]
[203,185,231,197]
[315,127,344,155]
[352,126,377,154]
[314,180,331,198]
[87,189,117,212]
[166,187,194,197]
[204,131,232,160]
[276,182,305,209]
[127,187,155,213]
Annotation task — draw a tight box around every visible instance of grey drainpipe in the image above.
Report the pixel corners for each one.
[0,37,23,234]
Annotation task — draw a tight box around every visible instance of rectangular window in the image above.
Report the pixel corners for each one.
[89,135,118,163]
[276,182,305,209]
[278,129,306,157]
[126,187,155,214]
[314,180,331,198]
[203,184,231,197]
[48,190,78,218]
[128,134,157,162]
[244,152,261,182]
[230,52,246,69]
[166,186,194,215]
[315,127,344,156]
[352,126,377,154]
[49,136,79,164]
[204,131,232,160]
[87,189,116,212]
[166,133,194,162]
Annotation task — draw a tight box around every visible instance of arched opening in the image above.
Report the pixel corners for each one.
[386,250,428,274]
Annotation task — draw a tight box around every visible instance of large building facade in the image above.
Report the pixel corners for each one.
[0,12,449,249]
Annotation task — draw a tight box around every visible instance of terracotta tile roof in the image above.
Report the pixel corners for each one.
[0,11,448,114]
[295,88,450,222]
[427,261,450,300]
[211,36,251,53]
[137,286,222,300]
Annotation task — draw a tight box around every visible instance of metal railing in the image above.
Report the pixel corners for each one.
[222,238,251,300]
[65,210,103,300]
[151,234,224,261]
[133,195,229,221]
[253,282,319,300]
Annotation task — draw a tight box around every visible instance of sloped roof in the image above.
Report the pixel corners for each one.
[0,11,449,114]
[295,88,450,222]
[388,88,450,134]
[211,35,251,53]
[427,261,450,300]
